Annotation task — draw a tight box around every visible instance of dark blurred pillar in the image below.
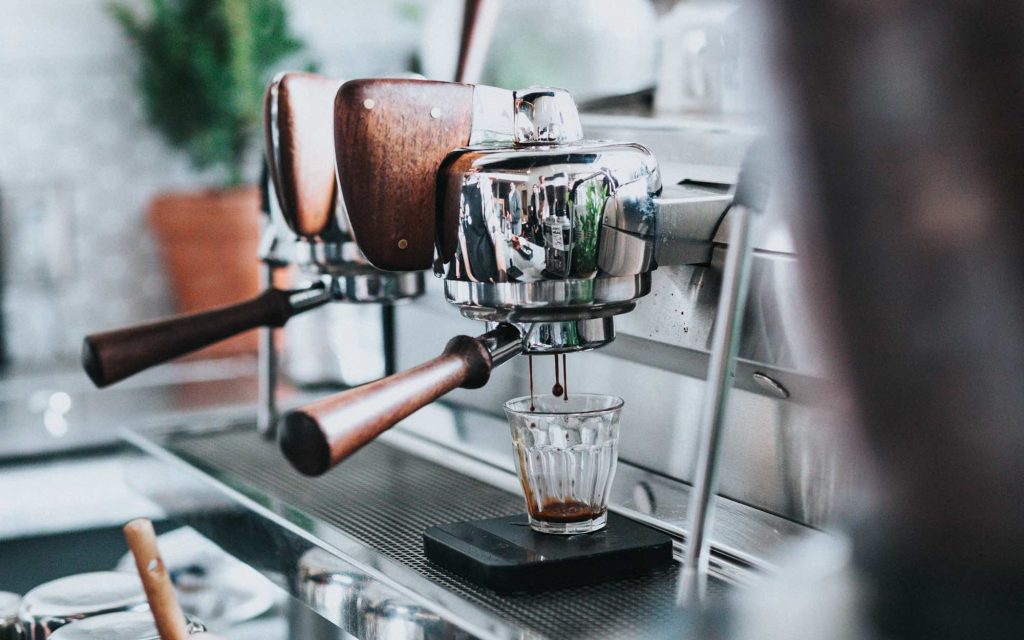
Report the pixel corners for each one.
[763,1,1024,637]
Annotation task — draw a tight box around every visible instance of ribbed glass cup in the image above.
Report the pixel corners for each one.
[504,394,623,534]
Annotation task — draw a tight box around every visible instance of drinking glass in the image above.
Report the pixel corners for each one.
[504,394,623,534]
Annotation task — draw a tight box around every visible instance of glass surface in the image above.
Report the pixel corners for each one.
[504,394,623,534]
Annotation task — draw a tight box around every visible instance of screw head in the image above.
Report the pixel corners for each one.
[363,98,376,110]
[752,372,790,399]
[398,238,408,249]
[429,106,442,119]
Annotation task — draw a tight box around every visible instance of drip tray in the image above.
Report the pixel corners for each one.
[144,428,731,639]
[425,513,675,594]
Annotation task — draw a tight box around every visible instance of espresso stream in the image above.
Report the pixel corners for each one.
[527,354,570,411]
[522,354,600,524]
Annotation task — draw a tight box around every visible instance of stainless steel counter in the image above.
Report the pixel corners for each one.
[124,406,825,640]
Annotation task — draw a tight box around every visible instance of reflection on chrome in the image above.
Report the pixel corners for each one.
[439,140,661,327]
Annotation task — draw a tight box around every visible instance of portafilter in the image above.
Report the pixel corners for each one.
[81,72,423,388]
[280,79,735,476]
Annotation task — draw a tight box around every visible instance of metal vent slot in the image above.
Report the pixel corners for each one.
[167,430,729,638]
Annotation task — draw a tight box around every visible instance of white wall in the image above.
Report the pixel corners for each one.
[0,0,425,365]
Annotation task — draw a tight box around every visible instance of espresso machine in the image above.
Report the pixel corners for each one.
[105,68,815,636]
[81,72,425,434]
[278,78,733,475]
[269,78,768,597]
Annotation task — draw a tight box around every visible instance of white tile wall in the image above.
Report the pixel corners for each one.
[0,0,426,365]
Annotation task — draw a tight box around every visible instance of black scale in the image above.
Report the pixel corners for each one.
[423,513,675,594]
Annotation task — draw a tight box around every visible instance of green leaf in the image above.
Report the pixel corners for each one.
[107,0,315,187]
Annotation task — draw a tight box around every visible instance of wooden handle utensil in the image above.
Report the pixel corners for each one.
[280,324,521,476]
[123,518,189,640]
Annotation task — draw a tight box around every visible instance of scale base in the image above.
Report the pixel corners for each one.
[423,513,674,594]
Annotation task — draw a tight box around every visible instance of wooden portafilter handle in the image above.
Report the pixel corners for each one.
[280,323,523,476]
[123,518,189,640]
[82,284,330,388]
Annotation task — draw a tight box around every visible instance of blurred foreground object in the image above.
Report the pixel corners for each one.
[124,519,191,640]
[766,1,1024,637]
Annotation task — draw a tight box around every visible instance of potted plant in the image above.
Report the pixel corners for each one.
[110,0,308,355]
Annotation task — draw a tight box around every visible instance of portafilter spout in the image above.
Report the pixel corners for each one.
[278,313,621,476]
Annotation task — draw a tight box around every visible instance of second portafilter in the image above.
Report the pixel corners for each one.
[81,73,424,399]
[279,79,732,476]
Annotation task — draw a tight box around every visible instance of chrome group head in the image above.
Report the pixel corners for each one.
[263,73,425,304]
[437,87,662,353]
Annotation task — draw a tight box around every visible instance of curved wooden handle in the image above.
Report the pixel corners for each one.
[334,78,474,271]
[264,72,343,238]
[124,518,189,640]
[82,287,319,388]
[280,335,494,476]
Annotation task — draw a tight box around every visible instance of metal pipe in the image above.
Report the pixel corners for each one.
[677,203,756,607]
[677,140,769,606]
[256,259,278,439]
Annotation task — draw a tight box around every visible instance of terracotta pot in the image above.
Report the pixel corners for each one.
[148,186,262,358]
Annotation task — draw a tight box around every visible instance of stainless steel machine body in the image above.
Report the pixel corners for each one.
[120,100,849,639]
[273,81,748,482]
[438,140,660,352]
[432,86,735,357]
[256,72,427,434]
[394,114,847,529]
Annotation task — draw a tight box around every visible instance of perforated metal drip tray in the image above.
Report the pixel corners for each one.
[131,426,733,639]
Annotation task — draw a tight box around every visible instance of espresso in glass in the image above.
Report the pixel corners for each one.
[504,394,624,534]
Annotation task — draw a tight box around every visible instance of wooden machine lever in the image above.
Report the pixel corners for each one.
[264,72,342,237]
[333,78,475,271]
[280,324,522,476]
